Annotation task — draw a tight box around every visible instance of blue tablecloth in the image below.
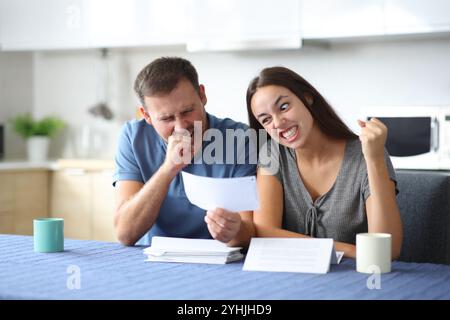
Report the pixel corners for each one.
[1,235,449,300]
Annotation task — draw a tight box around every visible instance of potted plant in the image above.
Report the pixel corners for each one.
[11,113,65,162]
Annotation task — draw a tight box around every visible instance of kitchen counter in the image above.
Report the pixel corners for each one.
[0,159,114,172]
[0,160,58,171]
[55,158,114,170]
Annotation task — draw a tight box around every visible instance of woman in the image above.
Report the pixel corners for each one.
[247,66,402,258]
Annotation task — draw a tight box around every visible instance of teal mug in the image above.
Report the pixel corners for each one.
[33,218,64,253]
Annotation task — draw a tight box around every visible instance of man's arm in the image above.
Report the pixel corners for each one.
[114,165,176,246]
[114,133,193,246]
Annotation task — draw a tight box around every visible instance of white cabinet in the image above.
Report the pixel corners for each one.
[301,0,385,39]
[84,0,172,48]
[0,0,147,50]
[186,0,301,51]
[0,0,91,50]
[146,0,188,46]
[301,0,450,40]
[85,0,143,48]
[0,0,186,51]
[385,0,450,34]
[88,0,188,47]
[2,0,449,50]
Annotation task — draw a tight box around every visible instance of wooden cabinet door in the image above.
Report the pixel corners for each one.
[14,171,49,235]
[0,171,48,235]
[0,173,14,234]
[91,171,116,242]
[50,169,91,239]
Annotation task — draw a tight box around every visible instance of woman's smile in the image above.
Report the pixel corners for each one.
[279,125,299,143]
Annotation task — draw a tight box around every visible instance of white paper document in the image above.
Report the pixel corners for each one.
[181,171,259,212]
[143,236,244,264]
[243,238,344,274]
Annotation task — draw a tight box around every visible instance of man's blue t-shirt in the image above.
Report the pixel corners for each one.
[113,113,257,245]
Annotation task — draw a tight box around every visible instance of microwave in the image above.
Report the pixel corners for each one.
[361,106,450,170]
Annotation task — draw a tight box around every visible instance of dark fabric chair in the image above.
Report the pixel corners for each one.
[396,170,450,265]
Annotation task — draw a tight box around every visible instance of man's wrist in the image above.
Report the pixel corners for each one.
[159,162,180,180]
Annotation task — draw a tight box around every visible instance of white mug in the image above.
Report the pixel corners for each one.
[356,233,392,274]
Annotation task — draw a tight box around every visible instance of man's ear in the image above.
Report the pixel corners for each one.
[199,84,207,107]
[139,106,152,125]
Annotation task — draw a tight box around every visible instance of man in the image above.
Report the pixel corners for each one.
[113,57,256,247]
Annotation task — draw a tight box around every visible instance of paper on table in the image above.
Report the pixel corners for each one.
[143,236,244,265]
[181,171,259,212]
[243,238,342,274]
[145,254,244,264]
[145,236,241,253]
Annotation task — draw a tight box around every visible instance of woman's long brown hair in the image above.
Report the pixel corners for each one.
[246,67,358,144]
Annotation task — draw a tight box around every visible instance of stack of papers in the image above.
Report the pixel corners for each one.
[243,238,344,274]
[143,236,244,264]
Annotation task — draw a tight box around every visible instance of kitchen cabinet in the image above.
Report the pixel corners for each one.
[0,170,49,235]
[0,173,14,234]
[146,0,188,46]
[0,161,116,241]
[50,169,92,239]
[0,0,185,51]
[87,0,188,47]
[301,0,450,40]
[50,161,116,241]
[84,0,155,48]
[91,171,116,241]
[2,0,449,51]
[187,0,301,51]
[0,0,91,51]
[385,0,450,35]
[301,0,385,39]
[88,0,188,47]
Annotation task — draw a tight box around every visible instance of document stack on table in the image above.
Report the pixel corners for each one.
[243,238,344,274]
[143,236,244,264]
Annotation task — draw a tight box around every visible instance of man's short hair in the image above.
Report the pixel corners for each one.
[134,56,200,106]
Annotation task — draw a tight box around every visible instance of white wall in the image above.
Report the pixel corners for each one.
[125,36,450,124]
[21,35,450,158]
[0,52,33,159]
